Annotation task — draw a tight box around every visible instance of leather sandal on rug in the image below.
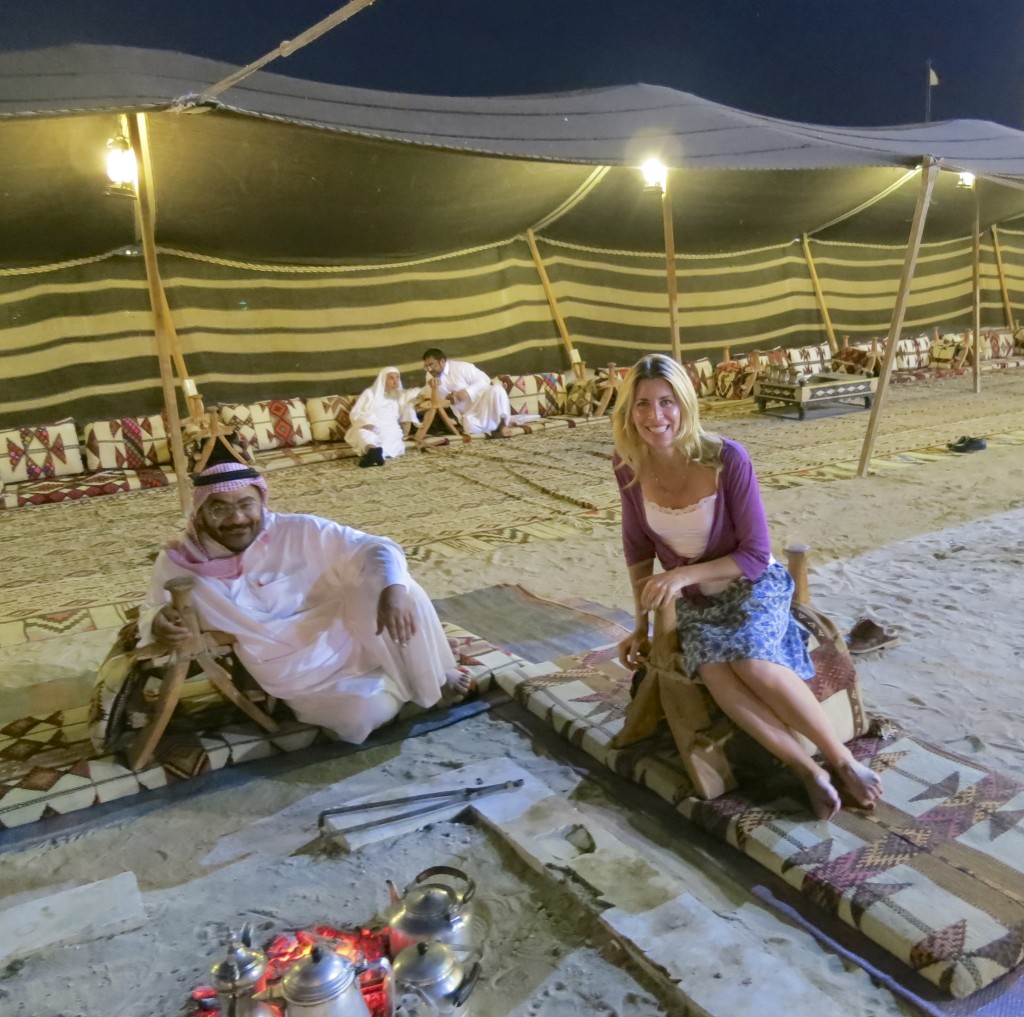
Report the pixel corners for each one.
[947,435,987,453]
[845,617,900,654]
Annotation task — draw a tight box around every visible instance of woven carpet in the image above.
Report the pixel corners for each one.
[3,372,1024,646]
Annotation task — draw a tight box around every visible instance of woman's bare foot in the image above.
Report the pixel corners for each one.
[801,769,841,821]
[442,669,475,703]
[836,757,883,810]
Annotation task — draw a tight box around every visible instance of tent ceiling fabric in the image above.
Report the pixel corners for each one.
[4,43,1024,262]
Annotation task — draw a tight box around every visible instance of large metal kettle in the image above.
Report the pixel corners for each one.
[281,944,393,1017]
[385,866,476,956]
[210,929,275,1017]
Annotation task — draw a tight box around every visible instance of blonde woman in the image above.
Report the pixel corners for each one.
[612,354,882,820]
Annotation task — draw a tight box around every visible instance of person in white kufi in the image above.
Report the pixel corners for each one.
[345,366,421,468]
[422,347,512,437]
[140,456,472,744]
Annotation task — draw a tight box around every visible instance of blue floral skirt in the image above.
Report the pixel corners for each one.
[674,562,814,682]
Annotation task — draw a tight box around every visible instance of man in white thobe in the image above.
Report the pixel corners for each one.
[422,347,512,437]
[142,456,470,743]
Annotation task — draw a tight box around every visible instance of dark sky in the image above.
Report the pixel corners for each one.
[3,0,1023,128]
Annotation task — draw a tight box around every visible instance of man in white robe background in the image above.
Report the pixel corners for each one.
[142,456,471,743]
[345,366,421,468]
[422,347,513,438]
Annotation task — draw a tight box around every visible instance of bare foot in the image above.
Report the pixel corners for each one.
[442,669,475,703]
[489,424,513,439]
[801,770,841,821]
[836,757,883,810]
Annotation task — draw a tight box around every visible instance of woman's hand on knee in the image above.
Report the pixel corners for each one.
[618,626,651,670]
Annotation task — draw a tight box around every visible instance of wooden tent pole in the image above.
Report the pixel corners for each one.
[127,112,191,515]
[525,229,584,380]
[972,191,982,394]
[856,158,938,478]
[662,174,682,363]
[801,234,838,353]
[991,225,1015,330]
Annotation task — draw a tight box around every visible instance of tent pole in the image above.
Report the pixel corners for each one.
[661,174,682,363]
[801,234,838,353]
[972,190,982,394]
[127,112,191,516]
[525,229,584,380]
[856,158,938,478]
[991,225,1016,329]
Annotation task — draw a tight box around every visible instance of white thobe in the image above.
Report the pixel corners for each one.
[427,360,511,435]
[344,366,421,458]
[139,512,455,743]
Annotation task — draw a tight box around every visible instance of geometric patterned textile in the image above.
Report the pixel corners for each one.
[0,465,171,510]
[0,418,83,484]
[83,413,169,471]
[895,334,932,371]
[0,623,515,831]
[683,356,715,396]
[498,373,566,417]
[494,650,1024,999]
[219,398,311,453]
[788,341,834,377]
[305,394,357,442]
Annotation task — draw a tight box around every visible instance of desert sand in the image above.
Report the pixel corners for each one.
[1,370,1023,1016]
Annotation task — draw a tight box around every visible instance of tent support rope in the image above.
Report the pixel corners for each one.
[806,168,919,237]
[857,157,938,478]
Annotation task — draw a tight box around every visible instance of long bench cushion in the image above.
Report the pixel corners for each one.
[83,414,170,471]
[219,398,311,453]
[0,419,83,485]
[498,373,566,417]
[788,342,833,376]
[305,395,356,442]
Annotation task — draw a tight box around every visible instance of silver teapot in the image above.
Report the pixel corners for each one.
[392,941,479,1016]
[385,866,476,956]
[210,929,275,1017]
[281,943,393,1017]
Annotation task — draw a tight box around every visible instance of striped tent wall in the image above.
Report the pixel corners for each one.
[2,232,1019,430]
[988,226,1024,328]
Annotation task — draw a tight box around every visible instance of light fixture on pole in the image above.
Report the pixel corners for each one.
[957,171,976,189]
[640,157,681,362]
[105,114,138,198]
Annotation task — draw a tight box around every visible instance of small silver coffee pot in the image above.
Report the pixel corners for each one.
[210,930,275,1017]
[392,941,479,1016]
[281,944,393,1017]
[385,866,476,956]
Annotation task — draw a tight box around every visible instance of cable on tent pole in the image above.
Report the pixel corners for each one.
[184,0,379,107]
[856,157,939,478]
[529,166,610,233]
[805,168,919,237]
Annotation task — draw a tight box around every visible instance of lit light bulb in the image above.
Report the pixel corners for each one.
[957,171,976,189]
[640,157,668,193]
[106,134,137,193]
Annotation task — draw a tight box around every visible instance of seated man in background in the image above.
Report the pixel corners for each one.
[345,366,421,468]
[142,449,472,744]
[422,347,513,437]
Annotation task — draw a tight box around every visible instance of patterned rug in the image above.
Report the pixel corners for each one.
[494,646,1024,1001]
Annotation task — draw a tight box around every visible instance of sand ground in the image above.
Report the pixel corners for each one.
[1,373,1022,1016]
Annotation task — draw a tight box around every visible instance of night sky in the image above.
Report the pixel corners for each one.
[3,0,1024,128]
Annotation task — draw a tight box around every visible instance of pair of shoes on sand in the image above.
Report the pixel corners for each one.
[358,446,386,468]
[845,617,900,654]
[947,435,987,453]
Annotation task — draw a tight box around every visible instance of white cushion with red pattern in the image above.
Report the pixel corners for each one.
[0,419,84,484]
[83,414,169,471]
[219,398,311,453]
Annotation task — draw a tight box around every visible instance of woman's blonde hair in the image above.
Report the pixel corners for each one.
[612,354,722,478]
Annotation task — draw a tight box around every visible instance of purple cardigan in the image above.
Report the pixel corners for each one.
[615,438,771,582]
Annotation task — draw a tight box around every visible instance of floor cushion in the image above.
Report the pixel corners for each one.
[220,398,311,453]
[0,419,84,484]
[305,395,357,442]
[83,414,170,471]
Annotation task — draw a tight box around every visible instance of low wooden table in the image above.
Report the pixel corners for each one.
[754,372,878,419]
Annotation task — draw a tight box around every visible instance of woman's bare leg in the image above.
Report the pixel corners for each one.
[730,658,882,809]
[700,662,840,819]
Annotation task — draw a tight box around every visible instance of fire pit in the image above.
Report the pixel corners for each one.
[189,925,391,1017]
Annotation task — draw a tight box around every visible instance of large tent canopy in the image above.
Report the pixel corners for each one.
[4,44,1024,263]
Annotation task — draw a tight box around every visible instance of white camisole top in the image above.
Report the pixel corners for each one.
[643,494,734,595]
